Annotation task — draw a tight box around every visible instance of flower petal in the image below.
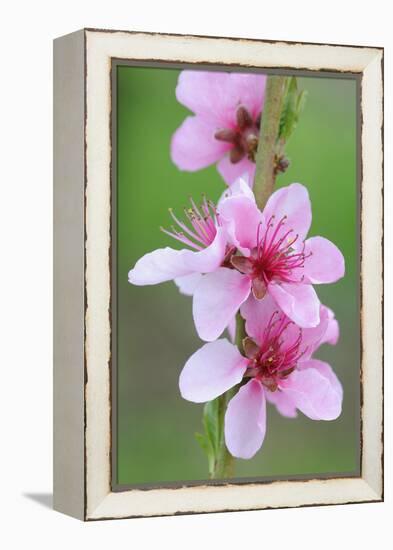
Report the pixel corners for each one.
[266,389,298,418]
[217,155,256,186]
[262,183,312,242]
[303,236,345,284]
[225,379,266,459]
[281,361,343,420]
[301,359,343,405]
[240,293,280,343]
[218,191,262,255]
[171,116,230,171]
[319,305,340,345]
[128,228,227,286]
[227,316,236,343]
[175,71,266,127]
[298,308,330,358]
[283,303,330,359]
[176,71,234,125]
[183,227,228,273]
[128,247,194,285]
[226,175,255,198]
[217,175,255,208]
[174,273,202,296]
[227,73,267,119]
[179,339,248,403]
[324,317,339,345]
[268,282,320,328]
[193,268,251,341]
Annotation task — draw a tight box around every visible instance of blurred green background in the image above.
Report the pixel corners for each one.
[115,66,359,486]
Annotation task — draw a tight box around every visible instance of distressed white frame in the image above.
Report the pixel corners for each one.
[54,29,383,521]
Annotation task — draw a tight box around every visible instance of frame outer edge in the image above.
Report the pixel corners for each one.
[360,50,384,498]
[82,29,384,520]
[53,29,86,520]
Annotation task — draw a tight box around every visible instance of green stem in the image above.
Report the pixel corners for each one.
[213,392,235,478]
[210,76,288,479]
[211,313,245,479]
[254,75,288,210]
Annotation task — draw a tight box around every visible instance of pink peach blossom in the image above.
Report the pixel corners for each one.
[128,180,344,342]
[171,71,267,186]
[128,181,251,339]
[192,181,345,340]
[179,295,343,459]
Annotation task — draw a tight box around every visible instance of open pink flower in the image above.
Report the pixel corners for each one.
[171,71,267,186]
[179,295,343,459]
[128,179,345,342]
[128,181,251,338]
[192,181,345,340]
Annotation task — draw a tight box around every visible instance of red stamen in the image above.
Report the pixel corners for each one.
[161,198,218,250]
[245,311,304,390]
[244,215,309,286]
[213,108,261,164]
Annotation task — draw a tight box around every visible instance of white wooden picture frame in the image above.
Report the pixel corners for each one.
[53,28,383,521]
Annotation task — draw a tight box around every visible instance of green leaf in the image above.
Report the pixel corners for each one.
[296,90,307,115]
[194,398,224,478]
[203,399,220,455]
[195,432,215,477]
[278,77,307,143]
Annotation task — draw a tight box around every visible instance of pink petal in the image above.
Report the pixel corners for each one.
[218,175,255,206]
[303,236,345,284]
[266,389,297,418]
[281,361,343,421]
[171,116,230,171]
[217,155,256,186]
[193,268,251,341]
[240,293,279,343]
[262,183,312,242]
[227,316,236,343]
[301,359,343,404]
[227,73,267,119]
[299,307,329,357]
[128,247,194,285]
[319,306,339,345]
[242,295,330,358]
[228,174,255,195]
[175,71,266,127]
[268,282,320,328]
[184,227,228,273]
[179,339,248,403]
[324,318,339,345]
[128,228,227,286]
[225,379,266,459]
[282,303,330,360]
[176,71,234,126]
[174,273,202,296]
[218,191,262,255]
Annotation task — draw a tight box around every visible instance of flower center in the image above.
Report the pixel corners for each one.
[214,105,260,164]
[161,197,218,250]
[231,217,312,299]
[243,312,304,391]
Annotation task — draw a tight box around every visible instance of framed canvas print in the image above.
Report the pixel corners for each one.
[53,28,384,521]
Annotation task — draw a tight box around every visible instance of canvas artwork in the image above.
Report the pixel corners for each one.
[54,30,383,519]
[113,66,359,487]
